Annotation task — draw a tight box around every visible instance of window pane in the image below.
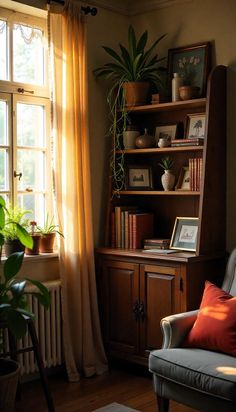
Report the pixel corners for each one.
[0,100,8,145]
[17,103,45,147]
[17,193,45,225]
[0,149,9,190]
[17,149,45,191]
[13,23,44,85]
[0,20,8,81]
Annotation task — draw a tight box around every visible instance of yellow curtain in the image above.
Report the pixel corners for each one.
[49,0,108,382]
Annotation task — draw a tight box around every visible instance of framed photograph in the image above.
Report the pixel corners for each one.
[170,217,199,252]
[186,113,206,139]
[167,42,211,97]
[125,165,153,190]
[155,124,178,145]
[175,167,190,191]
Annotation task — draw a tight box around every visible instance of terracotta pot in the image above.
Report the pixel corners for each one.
[179,86,200,101]
[39,232,56,253]
[0,358,20,412]
[4,239,25,257]
[25,234,41,255]
[122,82,149,106]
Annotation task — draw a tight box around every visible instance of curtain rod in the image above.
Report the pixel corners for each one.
[47,0,98,16]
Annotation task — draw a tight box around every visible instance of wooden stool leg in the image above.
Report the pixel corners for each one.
[8,330,21,400]
[28,320,55,412]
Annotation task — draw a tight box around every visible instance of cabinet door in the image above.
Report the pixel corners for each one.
[139,264,180,358]
[101,260,139,356]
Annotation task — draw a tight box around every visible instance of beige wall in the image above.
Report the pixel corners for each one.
[87,10,129,246]
[90,0,236,251]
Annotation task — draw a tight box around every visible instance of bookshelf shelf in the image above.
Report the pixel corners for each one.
[115,190,200,196]
[116,146,204,154]
[121,98,206,113]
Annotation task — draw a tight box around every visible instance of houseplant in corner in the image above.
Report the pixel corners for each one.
[94,25,167,193]
[37,214,64,253]
[0,196,50,411]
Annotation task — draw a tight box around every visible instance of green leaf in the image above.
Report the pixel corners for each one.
[143,33,167,65]
[0,196,6,207]
[10,280,27,299]
[0,206,5,230]
[102,46,123,64]
[27,279,51,309]
[7,309,27,339]
[4,252,24,281]
[137,30,148,54]
[128,25,136,62]
[0,233,4,246]
[16,225,33,248]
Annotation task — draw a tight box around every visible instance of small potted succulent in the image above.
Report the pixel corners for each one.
[37,215,64,253]
[158,156,175,191]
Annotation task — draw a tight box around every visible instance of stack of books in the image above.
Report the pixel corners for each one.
[143,238,170,250]
[171,138,204,147]
[111,206,153,249]
[189,158,203,191]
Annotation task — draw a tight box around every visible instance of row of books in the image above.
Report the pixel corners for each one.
[171,137,204,147]
[111,206,153,249]
[189,157,203,191]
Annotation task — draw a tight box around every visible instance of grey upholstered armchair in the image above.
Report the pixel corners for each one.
[149,249,236,412]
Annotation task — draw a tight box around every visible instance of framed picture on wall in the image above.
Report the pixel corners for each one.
[167,42,211,97]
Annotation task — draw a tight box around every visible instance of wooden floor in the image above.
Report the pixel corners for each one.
[15,365,198,412]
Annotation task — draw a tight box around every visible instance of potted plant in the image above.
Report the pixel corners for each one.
[94,25,167,193]
[94,25,167,107]
[37,215,64,253]
[25,221,41,256]
[159,156,175,191]
[0,196,50,411]
[1,204,33,257]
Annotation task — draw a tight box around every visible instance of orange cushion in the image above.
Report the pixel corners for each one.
[183,281,236,356]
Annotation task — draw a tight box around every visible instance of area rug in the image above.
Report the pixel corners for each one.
[93,402,140,412]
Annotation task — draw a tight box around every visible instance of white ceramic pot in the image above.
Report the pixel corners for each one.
[161,170,175,191]
[123,131,140,149]
[158,137,171,148]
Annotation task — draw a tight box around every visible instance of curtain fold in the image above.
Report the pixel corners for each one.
[49,0,108,382]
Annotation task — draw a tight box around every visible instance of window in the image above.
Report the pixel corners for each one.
[0,7,51,226]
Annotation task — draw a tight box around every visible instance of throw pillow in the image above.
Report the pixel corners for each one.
[183,281,236,356]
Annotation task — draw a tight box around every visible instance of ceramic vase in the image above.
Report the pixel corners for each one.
[179,86,200,100]
[123,130,140,149]
[135,128,155,149]
[161,170,175,191]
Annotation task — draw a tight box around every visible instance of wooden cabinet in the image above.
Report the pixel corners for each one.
[96,251,225,365]
[96,65,227,365]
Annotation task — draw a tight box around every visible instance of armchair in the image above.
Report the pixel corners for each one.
[149,249,236,412]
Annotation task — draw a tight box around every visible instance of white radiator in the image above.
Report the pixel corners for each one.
[16,280,63,376]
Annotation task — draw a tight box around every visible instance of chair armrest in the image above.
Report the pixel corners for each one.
[161,310,198,349]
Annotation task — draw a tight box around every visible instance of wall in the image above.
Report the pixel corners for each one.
[87,10,129,246]
[126,0,236,251]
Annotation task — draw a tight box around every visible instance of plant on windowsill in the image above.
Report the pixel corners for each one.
[1,204,33,257]
[25,221,41,256]
[0,196,50,411]
[158,156,175,191]
[94,25,167,193]
[37,214,64,253]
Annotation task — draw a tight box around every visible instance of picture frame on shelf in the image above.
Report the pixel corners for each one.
[167,42,211,97]
[175,167,190,191]
[125,165,153,190]
[186,113,206,139]
[155,123,178,146]
[170,217,199,252]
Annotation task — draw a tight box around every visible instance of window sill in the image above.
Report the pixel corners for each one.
[1,252,59,262]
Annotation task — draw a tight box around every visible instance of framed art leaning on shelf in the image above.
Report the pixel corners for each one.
[170,217,199,252]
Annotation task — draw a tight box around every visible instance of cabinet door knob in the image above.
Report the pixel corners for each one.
[139,301,145,321]
[133,299,139,321]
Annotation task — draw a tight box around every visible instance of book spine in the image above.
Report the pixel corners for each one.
[111,211,116,248]
[129,213,133,249]
[121,211,125,248]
